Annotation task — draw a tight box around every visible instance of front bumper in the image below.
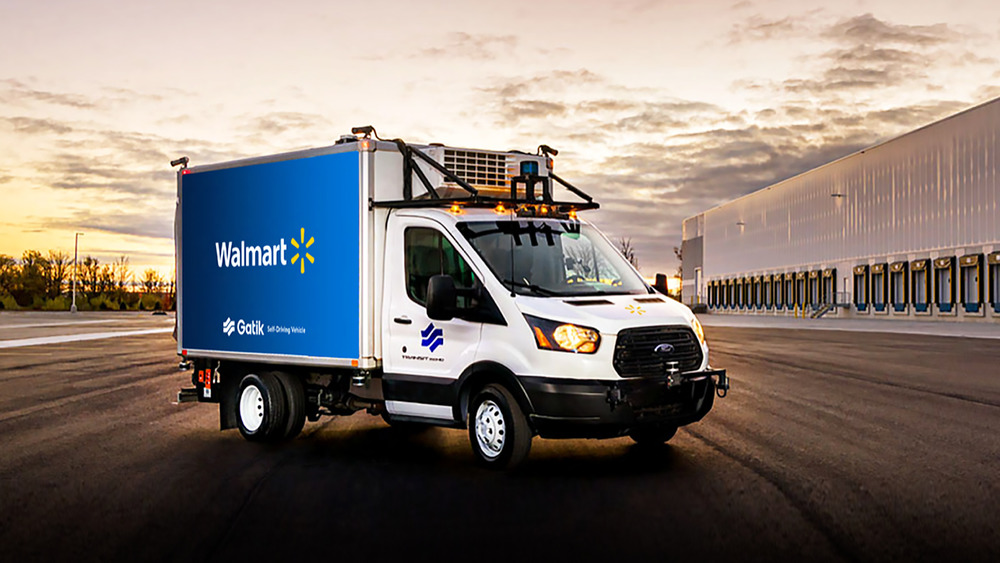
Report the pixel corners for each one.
[521,368,728,439]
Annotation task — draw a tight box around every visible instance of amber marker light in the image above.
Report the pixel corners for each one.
[692,316,706,344]
[449,203,462,215]
[495,203,506,214]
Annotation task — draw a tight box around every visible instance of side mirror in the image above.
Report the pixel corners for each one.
[426,275,457,321]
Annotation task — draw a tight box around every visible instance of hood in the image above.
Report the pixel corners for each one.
[513,293,697,334]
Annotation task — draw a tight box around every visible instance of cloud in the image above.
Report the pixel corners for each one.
[36,152,174,198]
[728,14,808,43]
[501,99,568,120]
[483,69,605,100]
[417,32,517,60]
[824,13,957,46]
[483,70,726,136]
[757,13,991,98]
[2,116,74,135]
[974,84,1000,100]
[240,111,332,136]
[0,79,96,109]
[43,208,173,241]
[478,59,978,274]
[863,100,969,126]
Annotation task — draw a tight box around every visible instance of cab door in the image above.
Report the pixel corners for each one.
[382,215,483,422]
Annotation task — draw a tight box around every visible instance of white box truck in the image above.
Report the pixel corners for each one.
[174,127,728,468]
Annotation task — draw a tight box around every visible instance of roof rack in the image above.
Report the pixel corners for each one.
[369,137,599,214]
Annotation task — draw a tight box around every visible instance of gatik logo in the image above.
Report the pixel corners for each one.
[222,317,264,336]
[420,323,444,352]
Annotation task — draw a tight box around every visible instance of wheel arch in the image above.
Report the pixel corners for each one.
[454,361,534,430]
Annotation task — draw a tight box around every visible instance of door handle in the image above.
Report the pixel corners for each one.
[393,316,412,325]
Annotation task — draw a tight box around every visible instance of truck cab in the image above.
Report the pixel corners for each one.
[175,130,728,468]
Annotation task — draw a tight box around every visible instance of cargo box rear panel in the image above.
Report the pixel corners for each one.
[177,146,370,367]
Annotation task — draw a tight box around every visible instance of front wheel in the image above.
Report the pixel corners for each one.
[628,424,678,446]
[468,384,532,469]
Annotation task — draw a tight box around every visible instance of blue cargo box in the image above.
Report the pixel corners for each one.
[177,146,367,366]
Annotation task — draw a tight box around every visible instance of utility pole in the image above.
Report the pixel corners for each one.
[71,232,84,313]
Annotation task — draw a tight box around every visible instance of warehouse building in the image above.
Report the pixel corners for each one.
[681,97,1000,322]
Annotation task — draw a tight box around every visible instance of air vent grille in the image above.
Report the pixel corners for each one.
[564,299,614,306]
[443,149,510,187]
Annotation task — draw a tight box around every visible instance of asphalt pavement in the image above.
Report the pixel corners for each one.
[0,312,997,562]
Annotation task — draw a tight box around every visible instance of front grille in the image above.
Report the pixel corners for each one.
[443,149,510,188]
[613,326,703,378]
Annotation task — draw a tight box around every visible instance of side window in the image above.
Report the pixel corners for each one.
[405,227,476,307]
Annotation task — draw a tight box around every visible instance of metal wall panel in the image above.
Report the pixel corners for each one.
[694,98,1000,281]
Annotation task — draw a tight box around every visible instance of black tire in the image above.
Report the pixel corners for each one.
[236,372,287,442]
[628,423,678,446]
[468,384,532,469]
[272,371,306,441]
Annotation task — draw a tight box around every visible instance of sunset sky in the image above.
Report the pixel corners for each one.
[2,0,999,278]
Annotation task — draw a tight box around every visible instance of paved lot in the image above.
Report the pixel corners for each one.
[0,313,997,562]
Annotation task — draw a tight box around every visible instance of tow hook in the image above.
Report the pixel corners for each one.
[715,370,730,398]
[665,361,682,388]
[606,385,625,411]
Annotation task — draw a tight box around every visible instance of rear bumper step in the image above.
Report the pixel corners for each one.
[176,388,199,403]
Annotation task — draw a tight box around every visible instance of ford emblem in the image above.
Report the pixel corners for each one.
[654,343,675,356]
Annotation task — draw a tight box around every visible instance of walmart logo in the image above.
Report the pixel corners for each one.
[289,227,315,274]
[223,317,235,336]
[420,323,444,352]
[214,226,315,274]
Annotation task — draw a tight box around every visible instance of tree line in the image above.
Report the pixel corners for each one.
[0,250,174,311]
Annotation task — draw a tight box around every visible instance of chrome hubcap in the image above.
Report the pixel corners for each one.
[239,384,264,432]
[475,399,506,458]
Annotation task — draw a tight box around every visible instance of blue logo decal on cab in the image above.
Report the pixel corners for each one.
[420,323,444,352]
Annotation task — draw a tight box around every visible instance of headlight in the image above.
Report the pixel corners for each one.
[691,316,705,345]
[524,315,600,354]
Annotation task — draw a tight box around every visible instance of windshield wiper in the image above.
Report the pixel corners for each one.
[505,280,562,296]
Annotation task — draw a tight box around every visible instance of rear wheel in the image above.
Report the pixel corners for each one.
[468,384,532,469]
[272,371,306,441]
[236,372,287,442]
[628,424,678,446]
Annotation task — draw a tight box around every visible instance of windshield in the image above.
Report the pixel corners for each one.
[457,219,649,297]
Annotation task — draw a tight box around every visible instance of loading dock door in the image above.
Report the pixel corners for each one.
[871,264,886,312]
[935,258,954,313]
[853,265,868,312]
[960,255,983,313]
[890,262,908,313]
[911,260,930,313]
[990,253,1000,313]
